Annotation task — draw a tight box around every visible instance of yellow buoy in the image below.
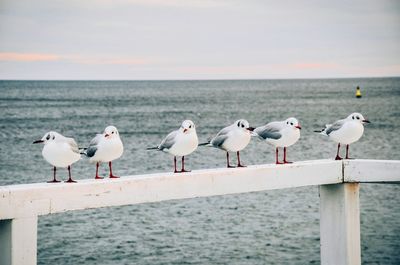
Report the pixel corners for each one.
[356,86,362,98]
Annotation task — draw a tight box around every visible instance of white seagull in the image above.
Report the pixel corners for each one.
[314,112,370,160]
[254,117,301,164]
[200,119,254,168]
[148,120,198,173]
[33,131,81,183]
[84,126,124,179]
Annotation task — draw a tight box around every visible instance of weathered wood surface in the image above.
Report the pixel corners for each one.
[0,160,342,220]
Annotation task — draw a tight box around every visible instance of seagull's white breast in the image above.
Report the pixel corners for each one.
[89,137,124,163]
[42,142,81,168]
[222,129,251,152]
[329,121,364,145]
[266,127,300,148]
[168,131,198,156]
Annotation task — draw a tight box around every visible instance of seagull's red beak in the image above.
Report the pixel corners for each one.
[105,134,110,138]
[295,125,302,130]
[183,129,188,133]
[33,140,44,144]
[247,127,255,132]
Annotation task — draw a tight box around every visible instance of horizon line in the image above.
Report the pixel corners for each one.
[1,75,399,82]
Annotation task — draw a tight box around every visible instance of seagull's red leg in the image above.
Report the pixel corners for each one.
[180,156,191,172]
[65,165,77,183]
[95,162,103,179]
[335,143,342,160]
[237,151,246,167]
[174,156,179,173]
[227,152,235,168]
[109,161,119,178]
[345,144,353,159]
[276,147,283,164]
[47,166,61,183]
[283,147,293,164]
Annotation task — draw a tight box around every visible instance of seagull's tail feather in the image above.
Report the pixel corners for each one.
[314,127,328,135]
[79,147,88,155]
[147,147,159,151]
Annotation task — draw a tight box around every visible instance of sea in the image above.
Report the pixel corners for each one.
[0,78,399,264]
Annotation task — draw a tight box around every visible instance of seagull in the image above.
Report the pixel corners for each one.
[84,126,124,179]
[253,117,301,164]
[33,131,81,183]
[199,119,254,168]
[147,120,198,173]
[314,112,370,160]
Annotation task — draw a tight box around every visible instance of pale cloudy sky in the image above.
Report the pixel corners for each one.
[0,0,399,80]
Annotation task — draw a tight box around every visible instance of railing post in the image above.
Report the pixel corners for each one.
[0,216,38,265]
[320,183,361,265]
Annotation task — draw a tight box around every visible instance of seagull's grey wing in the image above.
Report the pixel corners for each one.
[325,119,345,135]
[254,123,282,140]
[86,134,102,157]
[158,130,178,151]
[66,137,80,154]
[210,126,231,148]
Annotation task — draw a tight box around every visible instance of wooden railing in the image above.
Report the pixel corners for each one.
[0,159,399,265]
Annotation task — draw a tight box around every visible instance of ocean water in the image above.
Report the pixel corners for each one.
[0,78,399,264]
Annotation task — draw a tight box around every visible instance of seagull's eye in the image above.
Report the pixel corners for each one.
[189,125,191,128]
[290,122,293,126]
[112,131,114,134]
[356,116,360,120]
[241,124,244,128]
[46,134,50,140]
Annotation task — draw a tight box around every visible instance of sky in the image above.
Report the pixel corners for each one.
[0,0,399,80]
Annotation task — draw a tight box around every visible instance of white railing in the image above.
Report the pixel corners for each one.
[0,159,399,265]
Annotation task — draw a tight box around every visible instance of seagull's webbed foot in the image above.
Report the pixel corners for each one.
[335,156,343,160]
[237,163,247,168]
[283,160,293,164]
[65,179,77,183]
[95,176,104,180]
[47,179,61,183]
[109,175,120,179]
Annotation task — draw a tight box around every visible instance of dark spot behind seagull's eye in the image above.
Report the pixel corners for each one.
[237,122,240,127]
[53,136,55,140]
[352,116,355,119]
[46,134,50,140]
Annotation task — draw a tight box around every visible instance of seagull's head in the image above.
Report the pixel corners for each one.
[347,113,370,124]
[285,117,301,130]
[235,119,254,133]
[104,126,119,139]
[33,131,60,144]
[180,120,196,134]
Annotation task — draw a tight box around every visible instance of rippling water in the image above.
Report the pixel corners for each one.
[0,78,399,264]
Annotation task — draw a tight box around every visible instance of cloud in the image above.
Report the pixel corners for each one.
[0,52,151,65]
[0,52,60,62]
[290,63,339,70]
[88,0,231,8]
